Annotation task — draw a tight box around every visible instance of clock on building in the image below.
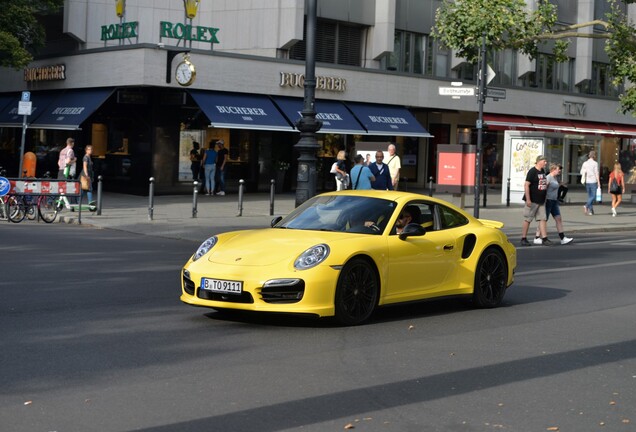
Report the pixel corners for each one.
[175,55,196,86]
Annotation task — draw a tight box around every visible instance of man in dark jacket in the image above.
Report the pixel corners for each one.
[369,151,393,190]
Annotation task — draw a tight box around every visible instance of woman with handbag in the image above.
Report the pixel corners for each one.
[333,150,349,191]
[81,145,95,205]
[608,162,625,217]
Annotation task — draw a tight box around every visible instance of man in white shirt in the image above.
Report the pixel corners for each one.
[386,143,401,190]
[581,150,600,215]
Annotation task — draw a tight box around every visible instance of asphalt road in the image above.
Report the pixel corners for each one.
[1,224,635,432]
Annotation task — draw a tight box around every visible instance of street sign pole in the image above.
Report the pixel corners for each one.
[17,92,31,178]
[18,115,27,177]
[474,34,487,218]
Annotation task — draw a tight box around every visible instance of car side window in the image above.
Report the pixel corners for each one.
[390,201,435,235]
[437,205,469,230]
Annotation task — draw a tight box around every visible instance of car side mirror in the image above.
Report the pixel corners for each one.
[271,216,283,227]
[399,223,426,240]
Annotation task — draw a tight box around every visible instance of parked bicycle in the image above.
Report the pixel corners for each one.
[0,170,72,223]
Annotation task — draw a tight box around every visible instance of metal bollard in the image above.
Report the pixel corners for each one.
[192,181,198,218]
[506,178,511,207]
[269,179,275,216]
[237,179,245,216]
[428,176,434,197]
[148,177,155,221]
[97,175,103,215]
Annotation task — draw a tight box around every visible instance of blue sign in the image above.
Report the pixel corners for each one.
[21,91,31,102]
[0,176,10,197]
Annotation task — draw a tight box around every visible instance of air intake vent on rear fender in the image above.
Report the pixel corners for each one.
[462,234,477,259]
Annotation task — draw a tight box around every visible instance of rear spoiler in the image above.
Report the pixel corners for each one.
[478,219,504,229]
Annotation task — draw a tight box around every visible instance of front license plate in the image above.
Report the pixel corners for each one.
[201,278,243,294]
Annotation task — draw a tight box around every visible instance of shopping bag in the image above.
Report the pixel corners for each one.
[80,174,91,191]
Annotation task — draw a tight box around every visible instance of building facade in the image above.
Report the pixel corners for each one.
[1,0,635,200]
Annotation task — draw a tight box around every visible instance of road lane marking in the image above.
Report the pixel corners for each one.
[514,259,636,277]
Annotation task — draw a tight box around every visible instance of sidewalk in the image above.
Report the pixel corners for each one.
[58,187,636,242]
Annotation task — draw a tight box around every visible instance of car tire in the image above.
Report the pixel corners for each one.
[334,257,379,325]
[472,247,507,308]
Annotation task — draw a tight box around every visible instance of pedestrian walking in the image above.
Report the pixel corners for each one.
[57,137,76,179]
[608,162,626,216]
[581,150,600,215]
[520,155,551,246]
[81,145,95,205]
[533,163,573,245]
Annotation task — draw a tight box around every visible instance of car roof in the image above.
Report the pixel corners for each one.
[319,190,470,211]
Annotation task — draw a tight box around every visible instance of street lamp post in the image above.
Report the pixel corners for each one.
[474,34,487,218]
[294,0,322,207]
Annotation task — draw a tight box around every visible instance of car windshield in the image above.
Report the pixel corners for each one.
[274,195,397,234]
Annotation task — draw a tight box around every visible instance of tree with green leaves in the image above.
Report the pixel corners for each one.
[0,0,63,69]
[432,0,636,115]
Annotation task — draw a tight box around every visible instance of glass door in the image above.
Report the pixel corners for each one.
[565,137,600,185]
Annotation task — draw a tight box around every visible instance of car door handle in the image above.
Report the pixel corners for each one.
[443,244,454,251]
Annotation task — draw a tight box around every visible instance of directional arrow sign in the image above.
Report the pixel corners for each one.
[486,64,496,85]
[439,87,475,97]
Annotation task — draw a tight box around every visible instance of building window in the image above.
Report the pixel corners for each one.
[588,62,622,97]
[289,19,362,66]
[490,48,516,86]
[454,63,476,82]
[425,37,450,78]
[382,30,424,74]
[519,53,573,92]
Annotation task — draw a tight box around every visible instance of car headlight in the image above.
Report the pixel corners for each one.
[294,244,330,270]
[192,236,218,261]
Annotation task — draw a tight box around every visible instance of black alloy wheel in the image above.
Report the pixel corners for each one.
[334,257,379,325]
[473,247,507,308]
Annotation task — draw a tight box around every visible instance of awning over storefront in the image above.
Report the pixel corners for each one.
[271,96,366,135]
[190,90,294,131]
[0,94,15,113]
[0,91,61,128]
[344,102,433,137]
[484,114,636,137]
[29,88,114,130]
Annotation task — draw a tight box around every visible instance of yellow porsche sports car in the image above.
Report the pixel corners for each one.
[181,190,516,325]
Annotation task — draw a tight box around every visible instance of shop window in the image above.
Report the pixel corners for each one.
[91,124,107,157]
[289,19,362,67]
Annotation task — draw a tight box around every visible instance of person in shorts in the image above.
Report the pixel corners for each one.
[533,163,573,245]
[520,155,551,246]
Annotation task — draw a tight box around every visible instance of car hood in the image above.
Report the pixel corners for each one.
[207,228,358,266]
